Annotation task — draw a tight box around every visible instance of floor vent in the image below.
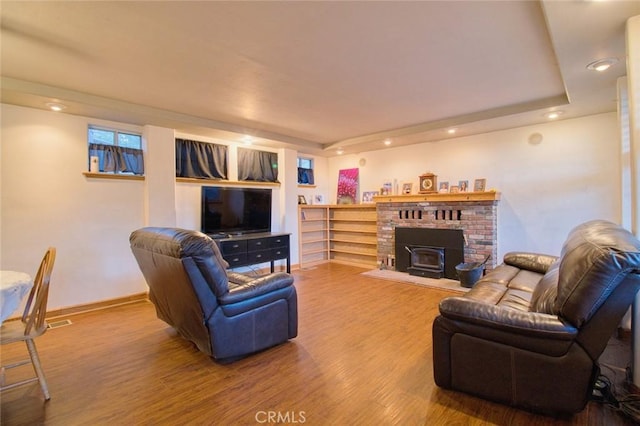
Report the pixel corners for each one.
[47,319,73,329]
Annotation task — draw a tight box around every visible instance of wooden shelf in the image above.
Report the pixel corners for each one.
[373,191,500,203]
[331,228,377,234]
[299,204,377,269]
[331,238,377,246]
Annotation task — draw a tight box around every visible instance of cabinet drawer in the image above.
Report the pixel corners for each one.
[247,249,271,264]
[270,247,288,260]
[269,235,289,248]
[219,240,247,255]
[248,238,269,252]
[224,252,247,267]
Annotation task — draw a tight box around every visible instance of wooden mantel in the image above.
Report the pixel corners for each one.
[373,190,500,203]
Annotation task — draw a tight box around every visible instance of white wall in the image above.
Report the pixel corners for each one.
[1,104,147,310]
[329,112,621,259]
[0,103,622,311]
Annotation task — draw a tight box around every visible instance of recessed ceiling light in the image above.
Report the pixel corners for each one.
[336,149,344,155]
[447,128,457,134]
[384,139,392,146]
[586,57,619,72]
[544,111,564,120]
[46,102,66,112]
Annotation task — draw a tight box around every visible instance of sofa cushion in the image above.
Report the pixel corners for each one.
[504,252,559,274]
[530,260,559,314]
[555,220,640,327]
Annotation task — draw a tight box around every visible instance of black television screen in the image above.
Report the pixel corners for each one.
[201,187,272,237]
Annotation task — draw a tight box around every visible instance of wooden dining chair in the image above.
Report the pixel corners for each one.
[0,247,56,400]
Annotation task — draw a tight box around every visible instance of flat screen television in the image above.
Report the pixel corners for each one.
[201,186,272,237]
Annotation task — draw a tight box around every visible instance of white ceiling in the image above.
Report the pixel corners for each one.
[1,1,638,156]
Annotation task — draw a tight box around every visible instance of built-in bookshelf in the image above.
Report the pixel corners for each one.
[298,205,329,268]
[298,204,377,269]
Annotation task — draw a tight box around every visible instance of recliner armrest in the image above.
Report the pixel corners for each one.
[439,297,577,340]
[503,252,559,274]
[219,272,294,305]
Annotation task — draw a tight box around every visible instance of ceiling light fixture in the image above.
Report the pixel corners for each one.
[46,102,66,112]
[336,149,344,155]
[544,111,564,120]
[586,57,619,72]
[447,128,457,135]
[384,139,392,146]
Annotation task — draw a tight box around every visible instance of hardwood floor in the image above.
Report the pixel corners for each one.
[0,263,636,425]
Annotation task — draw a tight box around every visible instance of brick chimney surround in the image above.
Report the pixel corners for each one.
[374,192,500,271]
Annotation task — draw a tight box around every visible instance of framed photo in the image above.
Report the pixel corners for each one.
[450,185,460,193]
[380,181,393,196]
[474,178,487,192]
[458,180,469,192]
[362,191,379,203]
[298,195,307,205]
[439,181,449,193]
[402,182,413,194]
[313,194,325,204]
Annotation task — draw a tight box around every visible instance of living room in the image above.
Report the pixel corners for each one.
[1,1,640,424]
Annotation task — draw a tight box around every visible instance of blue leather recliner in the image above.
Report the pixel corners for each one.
[130,227,297,361]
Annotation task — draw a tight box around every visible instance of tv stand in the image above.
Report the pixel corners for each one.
[213,232,291,273]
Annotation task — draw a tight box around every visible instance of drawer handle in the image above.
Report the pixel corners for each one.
[256,242,263,246]
[232,258,240,262]
[256,254,262,258]
[232,244,240,249]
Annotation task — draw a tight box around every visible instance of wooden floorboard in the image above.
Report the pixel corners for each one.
[0,263,635,425]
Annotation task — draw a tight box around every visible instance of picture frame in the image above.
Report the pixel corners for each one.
[380,181,393,196]
[450,185,460,193]
[439,181,449,193]
[362,191,379,203]
[402,182,413,194]
[298,195,307,205]
[458,180,469,192]
[474,178,487,192]
[313,194,325,205]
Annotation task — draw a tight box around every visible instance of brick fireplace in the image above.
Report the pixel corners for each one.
[375,192,500,272]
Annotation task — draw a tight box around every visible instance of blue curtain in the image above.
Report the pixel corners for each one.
[297,167,314,185]
[176,139,227,179]
[237,148,278,182]
[89,143,144,175]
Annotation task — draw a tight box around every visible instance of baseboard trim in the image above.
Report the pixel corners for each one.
[46,292,150,319]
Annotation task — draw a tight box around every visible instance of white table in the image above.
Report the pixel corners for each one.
[0,270,33,325]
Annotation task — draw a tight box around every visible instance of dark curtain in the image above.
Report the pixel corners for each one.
[176,138,227,179]
[298,167,314,185]
[237,148,278,182]
[89,143,144,175]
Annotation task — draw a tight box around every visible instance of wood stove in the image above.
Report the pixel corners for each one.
[406,245,445,278]
[395,227,464,279]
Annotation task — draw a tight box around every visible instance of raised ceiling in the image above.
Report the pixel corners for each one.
[1,1,638,156]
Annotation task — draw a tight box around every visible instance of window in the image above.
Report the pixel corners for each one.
[297,157,314,185]
[88,126,144,175]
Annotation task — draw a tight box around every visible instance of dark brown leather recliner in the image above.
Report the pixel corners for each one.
[130,227,297,361]
[433,220,640,415]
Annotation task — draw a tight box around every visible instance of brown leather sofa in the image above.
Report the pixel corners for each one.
[130,227,297,361]
[433,220,640,415]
